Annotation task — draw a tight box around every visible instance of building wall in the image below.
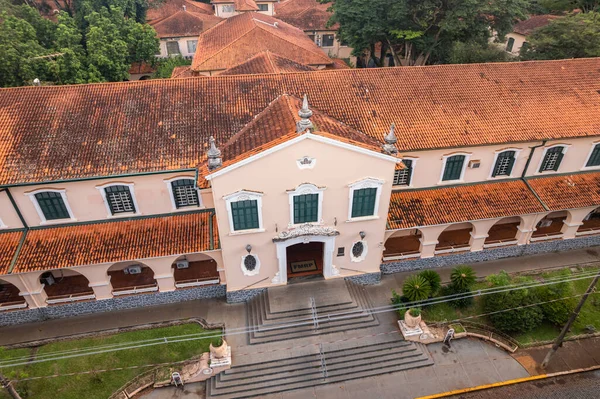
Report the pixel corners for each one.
[209,137,397,291]
[7,172,210,227]
[308,30,354,60]
[157,36,199,59]
[214,2,274,18]
[504,32,527,55]
[0,190,24,229]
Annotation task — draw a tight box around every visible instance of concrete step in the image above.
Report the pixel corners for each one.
[206,340,433,398]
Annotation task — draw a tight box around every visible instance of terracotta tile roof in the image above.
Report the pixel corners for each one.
[387,180,546,230]
[10,211,219,274]
[0,231,23,275]
[219,51,316,75]
[234,0,258,11]
[513,15,560,36]
[327,59,351,70]
[275,0,338,31]
[526,172,600,211]
[148,0,214,22]
[171,66,194,78]
[190,12,333,72]
[150,10,222,38]
[2,58,600,185]
[129,62,156,75]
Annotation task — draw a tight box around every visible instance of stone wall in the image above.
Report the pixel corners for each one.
[344,272,382,285]
[0,284,226,327]
[226,287,266,303]
[380,235,600,274]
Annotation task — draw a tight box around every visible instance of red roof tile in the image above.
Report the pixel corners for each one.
[387,180,546,230]
[2,58,600,185]
[234,0,258,11]
[513,15,560,36]
[150,10,222,38]
[219,51,316,75]
[11,211,219,274]
[171,66,194,78]
[190,12,333,72]
[526,172,600,211]
[0,231,23,275]
[148,0,214,22]
[275,0,337,31]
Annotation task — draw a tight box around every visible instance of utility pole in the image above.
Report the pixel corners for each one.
[541,271,600,369]
[0,372,22,399]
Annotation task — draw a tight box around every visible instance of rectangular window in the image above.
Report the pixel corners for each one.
[257,3,268,11]
[322,34,335,47]
[351,188,377,218]
[231,200,259,231]
[293,194,319,224]
[187,40,198,54]
[171,179,199,208]
[539,147,564,172]
[586,144,600,167]
[506,37,515,52]
[35,192,70,220]
[105,185,136,215]
[393,160,413,186]
[222,4,234,12]
[166,41,181,55]
[442,155,466,181]
[492,151,516,177]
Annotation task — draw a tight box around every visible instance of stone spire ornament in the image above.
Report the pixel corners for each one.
[296,94,314,133]
[382,123,398,155]
[207,136,222,170]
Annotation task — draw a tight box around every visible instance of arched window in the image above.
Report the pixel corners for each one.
[170,178,200,209]
[442,155,466,181]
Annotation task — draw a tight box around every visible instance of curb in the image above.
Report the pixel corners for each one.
[415,365,600,398]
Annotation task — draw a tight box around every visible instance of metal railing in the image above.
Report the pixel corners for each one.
[483,238,518,248]
[530,232,563,242]
[0,300,28,311]
[434,244,470,255]
[112,284,158,296]
[46,292,95,305]
[576,228,600,237]
[382,250,421,261]
[175,277,220,289]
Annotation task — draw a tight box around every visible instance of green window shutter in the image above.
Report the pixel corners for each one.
[35,192,70,220]
[442,155,465,181]
[351,188,377,218]
[104,185,136,214]
[231,200,259,231]
[539,147,564,172]
[492,151,515,177]
[293,194,319,224]
[393,160,413,186]
[586,144,600,167]
[171,179,199,208]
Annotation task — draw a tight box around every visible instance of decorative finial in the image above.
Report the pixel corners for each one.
[207,136,222,170]
[382,123,398,155]
[296,94,314,133]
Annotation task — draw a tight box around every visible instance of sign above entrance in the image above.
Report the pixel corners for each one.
[290,260,318,273]
[273,223,339,242]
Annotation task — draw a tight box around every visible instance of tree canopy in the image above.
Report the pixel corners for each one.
[520,12,600,60]
[0,1,158,87]
[327,0,529,66]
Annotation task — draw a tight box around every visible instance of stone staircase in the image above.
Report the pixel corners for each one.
[245,280,379,345]
[206,334,433,398]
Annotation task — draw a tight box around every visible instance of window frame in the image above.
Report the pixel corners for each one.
[582,142,600,170]
[439,153,471,184]
[96,182,141,218]
[321,34,335,47]
[489,148,522,179]
[536,144,569,174]
[393,157,418,187]
[164,176,202,210]
[166,41,181,56]
[222,4,234,12]
[186,39,198,54]
[224,190,264,234]
[347,178,384,221]
[506,37,515,52]
[26,188,75,225]
[287,183,325,226]
[256,3,269,11]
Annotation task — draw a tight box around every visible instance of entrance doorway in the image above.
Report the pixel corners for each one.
[286,242,324,279]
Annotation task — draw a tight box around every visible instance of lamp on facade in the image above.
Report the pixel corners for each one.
[246,244,252,254]
[359,231,366,240]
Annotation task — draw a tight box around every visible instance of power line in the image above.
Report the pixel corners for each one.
[1,267,597,367]
[8,291,599,383]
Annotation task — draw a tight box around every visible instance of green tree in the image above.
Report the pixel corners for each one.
[535,271,577,326]
[402,274,431,302]
[447,41,511,64]
[521,12,600,60]
[418,270,441,297]
[327,0,529,66]
[538,0,599,13]
[450,265,476,291]
[153,55,191,79]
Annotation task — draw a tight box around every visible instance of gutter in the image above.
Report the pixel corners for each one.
[2,188,28,228]
[521,140,550,211]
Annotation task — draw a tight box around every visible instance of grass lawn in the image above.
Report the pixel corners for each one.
[0,323,218,399]
[419,267,600,345]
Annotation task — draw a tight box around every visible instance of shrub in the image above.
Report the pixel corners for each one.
[442,284,474,309]
[450,265,476,291]
[418,270,441,296]
[408,308,421,317]
[391,289,409,316]
[402,275,431,302]
[212,337,223,347]
[482,272,544,333]
[535,271,576,326]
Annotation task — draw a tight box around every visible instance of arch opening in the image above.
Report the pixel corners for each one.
[0,278,27,310]
[383,229,422,260]
[484,217,521,247]
[435,223,473,254]
[172,254,220,288]
[532,211,567,240]
[40,269,94,304]
[108,261,157,295]
[577,208,600,235]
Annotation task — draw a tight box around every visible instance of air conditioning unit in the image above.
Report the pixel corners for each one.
[539,219,553,228]
[468,160,481,169]
[125,265,142,275]
[176,260,189,269]
[40,273,55,286]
